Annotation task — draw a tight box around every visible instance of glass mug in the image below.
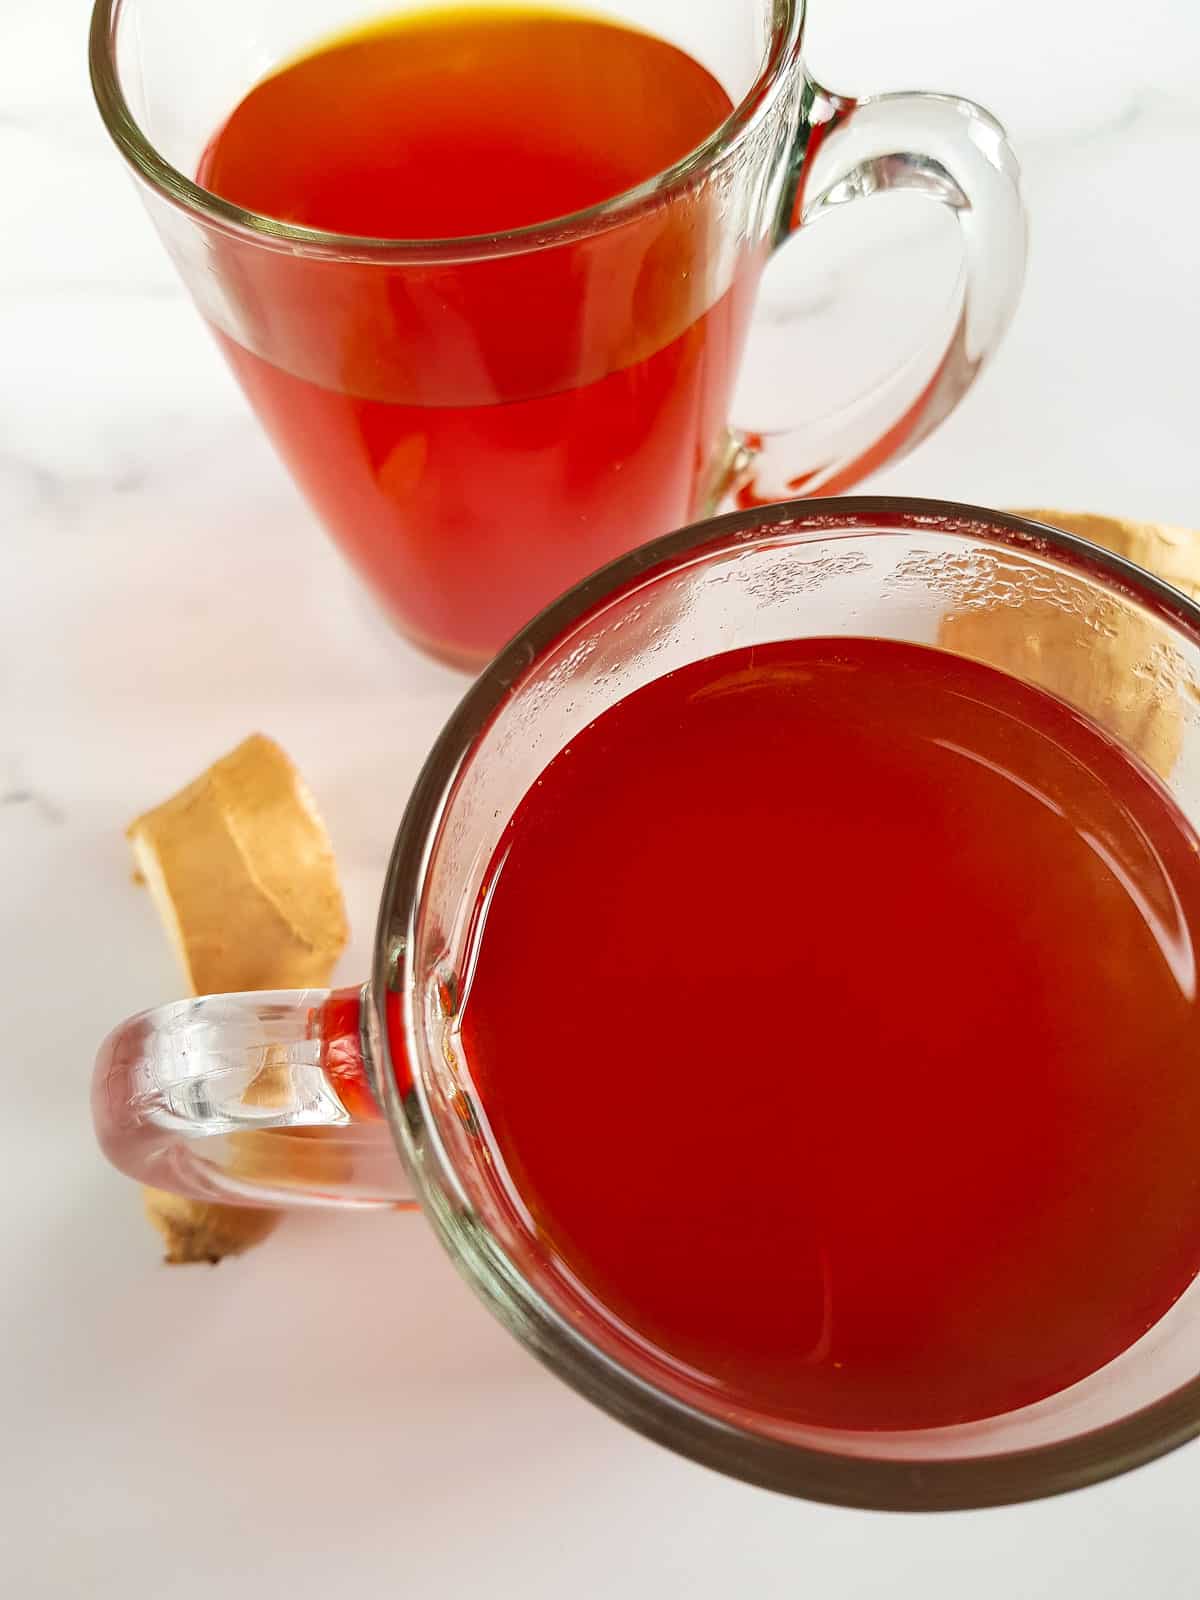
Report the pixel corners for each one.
[95,498,1200,1510]
[90,0,1025,669]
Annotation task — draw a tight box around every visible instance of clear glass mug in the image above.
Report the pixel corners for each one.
[95,497,1200,1510]
[89,0,1025,670]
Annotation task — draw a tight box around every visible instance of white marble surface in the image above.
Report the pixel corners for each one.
[5,0,1200,1592]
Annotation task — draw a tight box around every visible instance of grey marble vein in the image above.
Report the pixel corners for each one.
[0,785,65,826]
[1027,88,1200,154]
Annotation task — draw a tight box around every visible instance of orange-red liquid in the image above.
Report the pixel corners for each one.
[456,639,1200,1429]
[198,9,749,665]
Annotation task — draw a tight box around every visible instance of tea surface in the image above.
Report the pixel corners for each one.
[198,8,746,663]
[457,638,1200,1429]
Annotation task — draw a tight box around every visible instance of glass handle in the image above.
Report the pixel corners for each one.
[92,985,414,1210]
[725,77,1026,504]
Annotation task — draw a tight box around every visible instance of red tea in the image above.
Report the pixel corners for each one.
[198,9,751,665]
[454,638,1200,1430]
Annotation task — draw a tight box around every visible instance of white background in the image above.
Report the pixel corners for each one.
[4,0,1200,1593]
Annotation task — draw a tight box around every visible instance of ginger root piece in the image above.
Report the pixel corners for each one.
[130,734,349,1263]
[937,508,1199,782]
[142,1187,280,1266]
[1012,509,1200,601]
[127,733,348,994]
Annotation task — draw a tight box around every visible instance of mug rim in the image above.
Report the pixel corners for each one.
[88,0,805,260]
[372,495,1200,1511]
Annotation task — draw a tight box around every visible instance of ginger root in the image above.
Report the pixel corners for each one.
[130,734,349,1263]
[938,508,1200,782]
[1012,509,1200,602]
[127,733,348,994]
[142,1187,280,1266]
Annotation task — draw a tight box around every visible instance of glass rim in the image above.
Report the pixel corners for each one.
[88,0,805,261]
[373,495,1200,1511]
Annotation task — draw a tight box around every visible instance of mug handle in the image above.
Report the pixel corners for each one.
[92,985,410,1209]
[723,79,1026,504]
